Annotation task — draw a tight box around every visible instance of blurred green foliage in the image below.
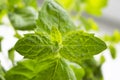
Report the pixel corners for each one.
[56,0,108,16]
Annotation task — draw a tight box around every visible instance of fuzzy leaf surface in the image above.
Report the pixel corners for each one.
[36,0,75,34]
[60,31,107,64]
[5,58,79,80]
[8,7,37,30]
[15,34,53,59]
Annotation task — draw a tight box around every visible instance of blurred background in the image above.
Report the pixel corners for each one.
[0,0,120,80]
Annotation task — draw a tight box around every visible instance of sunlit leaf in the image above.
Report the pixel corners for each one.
[56,0,74,10]
[109,45,116,59]
[0,0,7,23]
[112,30,120,43]
[85,0,108,16]
[7,0,37,9]
[100,55,105,64]
[51,27,62,44]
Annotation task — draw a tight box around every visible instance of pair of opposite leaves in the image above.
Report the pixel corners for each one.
[5,0,107,80]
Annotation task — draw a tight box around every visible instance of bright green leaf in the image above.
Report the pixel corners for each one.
[100,55,105,64]
[103,30,120,43]
[56,0,86,12]
[5,58,78,80]
[60,31,107,64]
[14,34,53,59]
[109,45,116,59]
[51,27,62,44]
[36,0,75,34]
[8,7,37,30]
[56,0,74,10]
[80,17,98,31]
[112,30,120,43]
[7,0,23,9]
[0,0,7,23]
[7,0,37,9]
[85,0,108,16]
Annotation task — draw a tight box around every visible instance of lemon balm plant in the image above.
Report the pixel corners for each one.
[0,0,116,80]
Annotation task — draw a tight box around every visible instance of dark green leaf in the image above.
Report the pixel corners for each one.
[8,7,37,30]
[36,0,75,34]
[0,37,3,52]
[60,31,107,64]
[8,48,15,65]
[0,62,5,80]
[82,59,103,80]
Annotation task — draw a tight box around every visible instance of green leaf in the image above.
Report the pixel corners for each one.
[82,59,103,80]
[56,0,108,16]
[7,0,37,9]
[0,62,5,80]
[80,17,98,31]
[51,27,62,44]
[0,37,3,52]
[36,0,75,34]
[14,34,53,59]
[5,58,78,80]
[60,31,107,64]
[8,7,37,30]
[56,0,74,10]
[22,0,38,9]
[103,30,120,43]
[112,30,120,43]
[85,0,108,16]
[70,63,85,80]
[109,45,116,59]
[8,48,15,65]
[100,55,105,64]
[7,0,23,9]
[0,0,7,23]
[56,0,86,12]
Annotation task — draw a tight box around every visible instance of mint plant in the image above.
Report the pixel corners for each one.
[4,0,107,80]
[1,0,119,80]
